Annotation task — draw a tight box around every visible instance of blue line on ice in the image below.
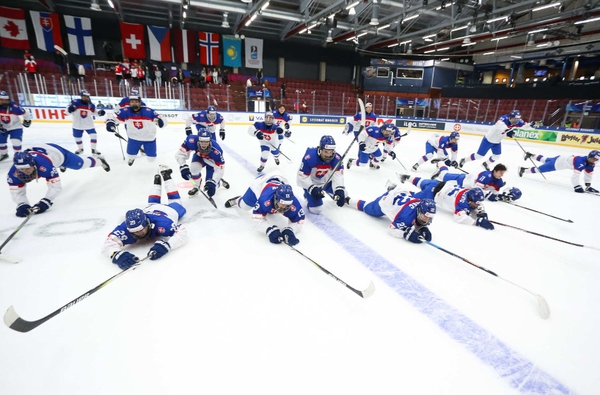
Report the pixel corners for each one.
[227,144,572,395]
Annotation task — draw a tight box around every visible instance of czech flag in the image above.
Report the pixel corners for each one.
[147,25,171,62]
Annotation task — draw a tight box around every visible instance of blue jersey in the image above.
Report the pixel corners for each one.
[254,185,305,225]
[473,171,505,192]
[353,111,378,127]
[118,97,147,108]
[177,135,225,168]
[572,155,595,173]
[254,121,281,143]
[108,209,181,248]
[273,110,292,125]
[297,147,344,190]
[7,151,57,187]
[436,135,458,155]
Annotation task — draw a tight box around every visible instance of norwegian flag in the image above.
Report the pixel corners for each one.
[199,32,220,66]
[0,6,29,50]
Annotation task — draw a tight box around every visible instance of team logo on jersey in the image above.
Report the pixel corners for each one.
[133,121,144,129]
[80,110,88,118]
[1,115,10,124]
[265,200,271,207]
[39,166,47,172]
[158,227,165,234]
[304,154,311,160]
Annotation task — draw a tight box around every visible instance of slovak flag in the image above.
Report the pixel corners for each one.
[199,32,220,66]
[30,11,63,52]
[64,15,95,56]
[173,29,196,63]
[120,22,146,59]
[147,25,171,62]
[0,6,29,50]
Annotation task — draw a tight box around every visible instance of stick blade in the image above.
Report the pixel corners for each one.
[360,281,376,298]
[0,253,21,264]
[535,294,550,319]
[3,306,34,332]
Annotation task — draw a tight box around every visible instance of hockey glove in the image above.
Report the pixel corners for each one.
[179,165,191,180]
[359,142,367,152]
[284,130,292,138]
[255,130,264,140]
[276,127,284,135]
[67,104,76,113]
[308,185,324,200]
[475,217,494,230]
[282,228,300,246]
[505,129,516,138]
[284,122,290,130]
[149,240,170,260]
[334,189,346,207]
[343,123,353,135]
[574,185,584,193]
[477,211,488,219]
[403,226,423,243]
[155,118,165,128]
[419,227,432,242]
[33,198,52,214]
[219,129,226,140]
[487,193,501,202]
[585,183,599,193]
[112,251,139,270]
[204,179,217,197]
[15,203,32,218]
[530,120,543,128]
[388,151,397,160]
[106,121,117,132]
[266,226,282,244]
[185,127,192,136]
[22,120,31,128]
[97,109,106,117]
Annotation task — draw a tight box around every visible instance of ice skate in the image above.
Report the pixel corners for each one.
[523,152,534,161]
[224,196,240,208]
[97,155,110,172]
[159,165,172,181]
[0,153,9,162]
[518,167,526,177]
[482,162,490,171]
[274,158,280,165]
[459,158,466,168]
[346,159,354,169]
[75,148,84,155]
[411,163,419,172]
[257,164,265,173]
[397,173,410,183]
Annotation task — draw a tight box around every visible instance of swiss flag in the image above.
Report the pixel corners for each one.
[0,6,29,50]
[120,22,146,60]
[199,32,220,66]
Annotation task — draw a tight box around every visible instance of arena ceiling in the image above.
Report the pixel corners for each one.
[15,0,600,66]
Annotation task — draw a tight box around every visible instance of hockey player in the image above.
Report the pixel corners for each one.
[105,93,166,166]
[185,105,226,140]
[433,163,522,202]
[101,166,188,270]
[273,104,293,137]
[411,132,460,171]
[118,87,146,108]
[297,135,346,214]
[6,145,110,217]
[248,112,285,173]
[399,175,494,230]
[176,128,225,197]
[67,89,106,155]
[342,101,378,135]
[459,110,540,170]
[381,123,402,162]
[0,90,31,162]
[519,150,599,193]
[347,123,396,170]
[224,174,305,246]
[347,186,436,244]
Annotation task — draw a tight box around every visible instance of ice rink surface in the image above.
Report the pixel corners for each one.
[1,119,599,395]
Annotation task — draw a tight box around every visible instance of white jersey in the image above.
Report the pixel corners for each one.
[107,107,165,142]
[67,99,101,130]
[434,182,483,225]
[0,102,31,131]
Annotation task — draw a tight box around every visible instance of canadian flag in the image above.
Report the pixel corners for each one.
[120,22,146,59]
[0,6,29,50]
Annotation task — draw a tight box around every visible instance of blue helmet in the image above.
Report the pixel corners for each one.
[125,208,150,238]
[466,188,485,203]
[80,89,90,97]
[318,135,336,162]
[274,184,294,212]
[508,187,522,201]
[207,106,217,121]
[449,131,460,140]
[509,110,522,119]
[588,150,600,161]
[197,129,213,153]
[14,151,35,168]
[416,198,436,226]
[0,90,10,100]
[129,87,141,101]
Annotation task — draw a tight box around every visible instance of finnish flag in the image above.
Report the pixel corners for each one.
[63,15,95,56]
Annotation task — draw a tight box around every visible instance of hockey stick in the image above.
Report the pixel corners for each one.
[0,209,38,263]
[188,178,217,208]
[490,220,599,251]
[4,253,154,332]
[513,138,546,181]
[265,140,292,163]
[114,125,126,161]
[284,242,375,298]
[394,156,408,171]
[54,45,72,100]
[502,201,573,223]
[422,239,550,319]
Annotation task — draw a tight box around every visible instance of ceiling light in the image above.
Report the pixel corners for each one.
[348,7,356,15]
[510,55,522,59]
[462,37,471,44]
[183,10,187,18]
[356,32,368,38]
[402,14,419,23]
[345,1,360,10]
[400,40,411,45]
[469,25,477,33]
[261,1,270,11]
[388,43,399,47]
[487,16,508,23]
[483,51,495,55]
[528,28,547,34]
[245,19,252,26]
[575,16,600,25]
[491,36,508,41]
[299,28,308,34]
[440,58,450,61]
[437,47,449,51]
[536,42,550,47]
[250,14,257,21]
[182,0,189,9]
[370,18,379,25]
[90,0,101,11]
[461,42,476,47]
[532,2,560,12]
[451,25,468,32]
[107,0,115,8]
[222,13,230,28]
[241,0,253,3]
[326,36,333,43]
[377,24,390,31]
[424,49,436,53]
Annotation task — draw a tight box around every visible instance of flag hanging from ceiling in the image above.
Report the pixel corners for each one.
[0,6,29,50]
[223,35,241,68]
[120,22,146,59]
[199,32,220,66]
[147,25,171,62]
[244,37,263,69]
[173,29,196,63]
[63,15,95,56]
[29,11,63,52]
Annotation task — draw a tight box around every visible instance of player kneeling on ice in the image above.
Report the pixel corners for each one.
[347,186,436,243]
[7,145,110,217]
[346,123,396,170]
[248,112,288,173]
[399,174,494,230]
[0,90,32,162]
[102,166,188,270]
[224,174,305,246]
[411,131,459,172]
[519,149,599,194]
[105,93,167,166]
[66,89,105,155]
[433,163,522,202]
[185,105,226,140]
[297,135,347,214]
[381,123,403,162]
[176,128,225,197]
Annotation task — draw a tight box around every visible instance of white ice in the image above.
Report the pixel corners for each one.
[1,119,599,395]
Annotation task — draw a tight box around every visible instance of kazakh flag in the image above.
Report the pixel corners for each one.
[223,35,242,67]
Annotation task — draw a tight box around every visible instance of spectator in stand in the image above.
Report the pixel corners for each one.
[222,69,229,84]
[256,68,263,85]
[201,67,207,82]
[190,70,197,88]
[78,63,86,83]
[54,49,66,74]
[23,50,33,61]
[115,62,124,87]
[212,68,219,84]
[148,65,155,86]
[301,102,308,114]
[155,66,162,87]
[67,61,78,90]
[206,68,213,84]
[177,68,184,86]
[24,56,37,80]
[97,101,105,109]
[281,82,286,99]
[122,59,131,89]
[103,41,114,61]
[137,65,146,86]
[293,102,299,113]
